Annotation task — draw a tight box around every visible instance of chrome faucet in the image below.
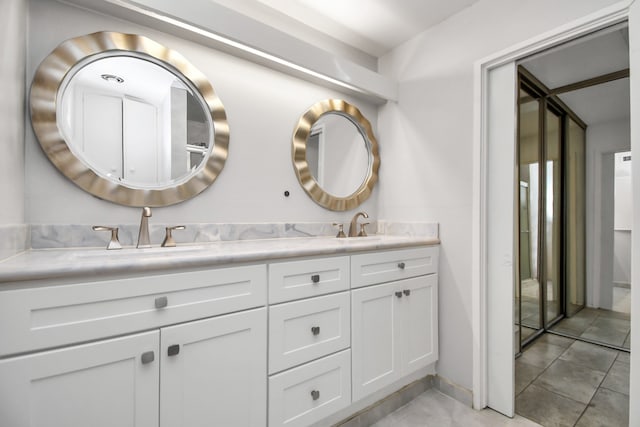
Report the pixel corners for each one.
[348,211,369,237]
[136,207,152,248]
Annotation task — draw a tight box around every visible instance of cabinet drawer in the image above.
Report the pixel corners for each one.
[269,256,349,303]
[0,264,266,357]
[269,350,351,427]
[351,246,438,288]
[269,292,350,374]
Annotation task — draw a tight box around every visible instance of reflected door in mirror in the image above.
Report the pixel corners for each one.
[306,113,370,198]
[58,56,211,188]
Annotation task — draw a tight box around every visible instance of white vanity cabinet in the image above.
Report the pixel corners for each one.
[0,330,160,427]
[160,308,267,427]
[267,256,352,427]
[0,241,439,427]
[351,247,439,402]
[0,265,268,427]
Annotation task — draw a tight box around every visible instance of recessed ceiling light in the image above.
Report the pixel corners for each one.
[101,73,124,83]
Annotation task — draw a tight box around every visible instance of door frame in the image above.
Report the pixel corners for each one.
[471,0,636,419]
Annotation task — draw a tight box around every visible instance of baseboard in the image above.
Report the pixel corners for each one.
[334,376,435,427]
[434,375,473,407]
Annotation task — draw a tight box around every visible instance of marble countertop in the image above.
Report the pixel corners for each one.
[0,235,439,285]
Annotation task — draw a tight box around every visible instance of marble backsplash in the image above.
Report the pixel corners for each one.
[378,221,439,238]
[0,224,29,260]
[24,221,438,250]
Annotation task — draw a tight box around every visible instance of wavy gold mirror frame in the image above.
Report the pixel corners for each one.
[30,31,229,207]
[292,99,380,211]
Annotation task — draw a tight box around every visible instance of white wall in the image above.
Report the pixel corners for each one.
[586,119,630,308]
[0,0,26,225]
[378,0,622,391]
[25,0,379,226]
[614,152,632,286]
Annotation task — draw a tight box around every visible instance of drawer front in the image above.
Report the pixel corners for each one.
[269,350,351,427]
[351,246,438,288]
[269,292,350,374]
[0,264,266,357]
[269,256,349,303]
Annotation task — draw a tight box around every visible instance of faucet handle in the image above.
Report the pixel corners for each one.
[358,222,370,237]
[92,226,122,250]
[162,225,186,247]
[332,223,346,238]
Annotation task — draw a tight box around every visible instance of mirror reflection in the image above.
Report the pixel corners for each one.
[57,56,211,188]
[306,112,370,197]
[30,31,228,207]
[291,99,379,211]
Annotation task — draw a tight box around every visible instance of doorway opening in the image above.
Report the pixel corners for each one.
[515,24,631,354]
[512,24,631,426]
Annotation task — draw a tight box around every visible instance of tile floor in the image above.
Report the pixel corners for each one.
[371,389,541,427]
[549,307,631,349]
[370,333,629,427]
[516,280,631,350]
[515,334,630,426]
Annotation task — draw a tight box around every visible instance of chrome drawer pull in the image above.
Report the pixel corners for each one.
[395,291,403,298]
[311,326,321,335]
[141,351,155,364]
[311,274,320,283]
[155,296,168,309]
[403,289,411,296]
[167,344,180,357]
[311,390,320,400]
[398,262,406,269]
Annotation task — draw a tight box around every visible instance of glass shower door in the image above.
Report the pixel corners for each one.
[517,87,542,345]
[544,109,563,326]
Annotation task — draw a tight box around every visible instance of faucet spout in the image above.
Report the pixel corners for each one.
[137,207,152,248]
[348,211,369,237]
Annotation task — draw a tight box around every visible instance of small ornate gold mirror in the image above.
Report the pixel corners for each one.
[292,99,380,211]
[30,31,229,207]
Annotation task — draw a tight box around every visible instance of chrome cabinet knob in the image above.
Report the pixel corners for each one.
[167,344,180,357]
[141,351,155,364]
[155,296,168,309]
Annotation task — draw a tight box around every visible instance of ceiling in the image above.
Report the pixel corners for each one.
[521,25,629,125]
[209,0,479,57]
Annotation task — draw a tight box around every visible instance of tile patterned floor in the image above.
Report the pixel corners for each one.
[515,334,630,427]
[370,389,541,427]
[549,307,631,349]
[370,333,629,427]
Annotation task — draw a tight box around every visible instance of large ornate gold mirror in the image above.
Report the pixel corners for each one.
[30,31,229,207]
[292,99,380,211]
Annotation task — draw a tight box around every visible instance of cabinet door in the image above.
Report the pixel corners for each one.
[351,282,401,402]
[399,275,438,372]
[0,331,159,427]
[160,307,267,427]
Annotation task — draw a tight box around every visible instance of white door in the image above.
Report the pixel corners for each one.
[123,97,158,185]
[400,275,438,372]
[486,61,517,417]
[0,331,159,427]
[83,92,123,179]
[160,307,267,427]
[351,282,401,402]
